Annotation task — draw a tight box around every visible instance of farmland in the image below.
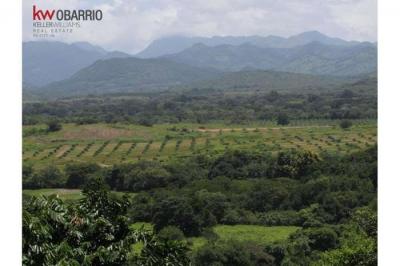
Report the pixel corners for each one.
[23,120,376,168]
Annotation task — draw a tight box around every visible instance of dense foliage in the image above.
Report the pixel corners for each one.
[23,178,190,265]
[23,81,376,125]
[23,145,377,265]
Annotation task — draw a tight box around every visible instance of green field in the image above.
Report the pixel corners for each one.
[23,120,377,168]
[129,222,299,251]
[190,225,299,250]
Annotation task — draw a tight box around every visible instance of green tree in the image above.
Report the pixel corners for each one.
[152,196,202,236]
[65,162,101,188]
[46,120,62,132]
[23,178,190,265]
[277,113,290,126]
[340,120,353,129]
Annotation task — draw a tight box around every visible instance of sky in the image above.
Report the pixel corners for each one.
[23,0,377,54]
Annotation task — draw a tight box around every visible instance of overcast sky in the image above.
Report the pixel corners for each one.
[23,0,377,54]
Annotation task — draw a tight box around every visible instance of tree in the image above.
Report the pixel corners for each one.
[65,162,101,188]
[46,120,62,132]
[23,178,190,265]
[276,150,320,179]
[194,241,275,266]
[340,120,353,129]
[277,113,290,126]
[152,196,202,236]
[193,241,253,266]
[157,226,185,241]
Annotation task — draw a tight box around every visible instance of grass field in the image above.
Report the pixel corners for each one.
[189,225,299,250]
[23,188,136,201]
[129,222,299,251]
[23,120,377,168]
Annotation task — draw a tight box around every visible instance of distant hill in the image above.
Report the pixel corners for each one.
[23,41,131,86]
[37,57,220,98]
[164,42,376,76]
[136,31,370,58]
[189,70,354,92]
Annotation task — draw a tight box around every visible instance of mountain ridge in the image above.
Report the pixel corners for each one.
[163,41,376,76]
[34,57,221,98]
[23,41,132,86]
[136,31,373,58]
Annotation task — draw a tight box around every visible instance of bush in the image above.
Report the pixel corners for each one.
[276,150,320,179]
[259,210,302,226]
[46,120,62,132]
[340,120,353,129]
[303,227,339,251]
[23,165,65,189]
[152,196,202,236]
[65,162,101,188]
[277,113,290,126]
[193,241,252,266]
[193,241,275,266]
[158,226,185,241]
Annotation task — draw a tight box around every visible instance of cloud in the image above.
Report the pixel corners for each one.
[23,0,377,54]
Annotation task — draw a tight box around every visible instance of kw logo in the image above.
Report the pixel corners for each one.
[33,5,55,20]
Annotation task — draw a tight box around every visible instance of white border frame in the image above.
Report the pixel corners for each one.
[0,0,399,264]
[0,0,22,263]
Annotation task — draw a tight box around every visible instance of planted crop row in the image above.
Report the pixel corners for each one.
[108,141,123,156]
[40,145,62,160]
[77,143,94,157]
[93,141,110,157]
[59,144,77,159]
[142,140,153,154]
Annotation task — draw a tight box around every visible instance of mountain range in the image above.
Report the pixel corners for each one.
[23,41,131,86]
[36,57,220,97]
[23,31,377,99]
[136,31,373,58]
[164,41,376,76]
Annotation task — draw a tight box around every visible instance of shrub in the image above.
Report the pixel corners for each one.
[65,162,101,188]
[277,113,290,126]
[340,120,353,129]
[259,210,302,226]
[46,120,62,132]
[152,196,202,236]
[157,226,185,241]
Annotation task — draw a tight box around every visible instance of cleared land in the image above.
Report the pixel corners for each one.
[23,120,377,168]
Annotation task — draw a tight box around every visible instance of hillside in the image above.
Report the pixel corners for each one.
[23,41,131,86]
[165,42,377,76]
[37,57,220,97]
[137,31,370,58]
[188,70,354,92]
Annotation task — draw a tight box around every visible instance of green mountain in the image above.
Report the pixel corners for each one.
[37,57,220,97]
[164,42,376,76]
[189,70,354,93]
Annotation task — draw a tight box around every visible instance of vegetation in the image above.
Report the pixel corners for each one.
[340,120,353,129]
[22,62,377,264]
[24,81,376,125]
[46,120,62,132]
[23,142,377,265]
[23,178,190,265]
